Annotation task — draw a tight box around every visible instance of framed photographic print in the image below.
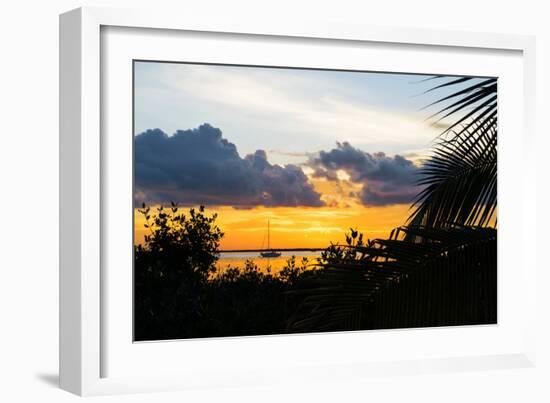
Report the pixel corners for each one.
[60,7,537,396]
[132,60,498,342]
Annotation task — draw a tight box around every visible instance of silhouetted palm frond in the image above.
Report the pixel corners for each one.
[410,119,497,227]
[423,76,497,137]
[409,76,498,228]
[286,224,496,333]
[286,76,499,334]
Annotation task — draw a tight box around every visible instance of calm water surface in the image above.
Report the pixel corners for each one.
[217,251,321,274]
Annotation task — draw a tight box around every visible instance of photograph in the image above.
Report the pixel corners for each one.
[1,0,543,400]
[132,61,497,341]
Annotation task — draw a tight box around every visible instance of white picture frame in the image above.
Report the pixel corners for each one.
[59,6,537,396]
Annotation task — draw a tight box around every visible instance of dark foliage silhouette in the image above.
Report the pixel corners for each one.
[134,204,222,339]
[134,204,316,340]
[422,76,497,137]
[287,225,496,332]
[134,76,498,339]
[286,76,498,332]
[410,77,497,227]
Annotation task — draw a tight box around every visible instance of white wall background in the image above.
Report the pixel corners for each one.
[0,1,548,401]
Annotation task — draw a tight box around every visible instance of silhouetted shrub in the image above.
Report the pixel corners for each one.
[135,204,223,339]
[317,228,367,264]
[134,204,317,340]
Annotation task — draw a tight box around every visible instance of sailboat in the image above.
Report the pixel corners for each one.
[260,218,281,258]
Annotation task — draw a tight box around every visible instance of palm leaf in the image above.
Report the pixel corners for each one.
[286,76,499,334]
[408,76,498,228]
[410,119,497,227]
[424,76,497,137]
[286,225,497,333]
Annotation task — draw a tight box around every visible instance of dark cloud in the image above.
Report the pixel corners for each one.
[309,142,420,206]
[135,124,325,208]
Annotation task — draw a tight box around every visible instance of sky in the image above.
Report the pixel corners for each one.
[133,61,471,250]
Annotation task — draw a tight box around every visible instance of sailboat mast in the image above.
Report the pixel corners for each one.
[259,218,280,258]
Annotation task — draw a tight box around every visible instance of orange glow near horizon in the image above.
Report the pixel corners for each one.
[134,177,419,249]
[134,203,412,250]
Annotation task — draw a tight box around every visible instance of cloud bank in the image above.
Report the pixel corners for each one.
[309,142,420,206]
[135,124,325,208]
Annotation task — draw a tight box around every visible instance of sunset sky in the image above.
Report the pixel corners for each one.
[133,61,468,250]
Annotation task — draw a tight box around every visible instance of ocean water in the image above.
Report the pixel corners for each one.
[216,251,321,274]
